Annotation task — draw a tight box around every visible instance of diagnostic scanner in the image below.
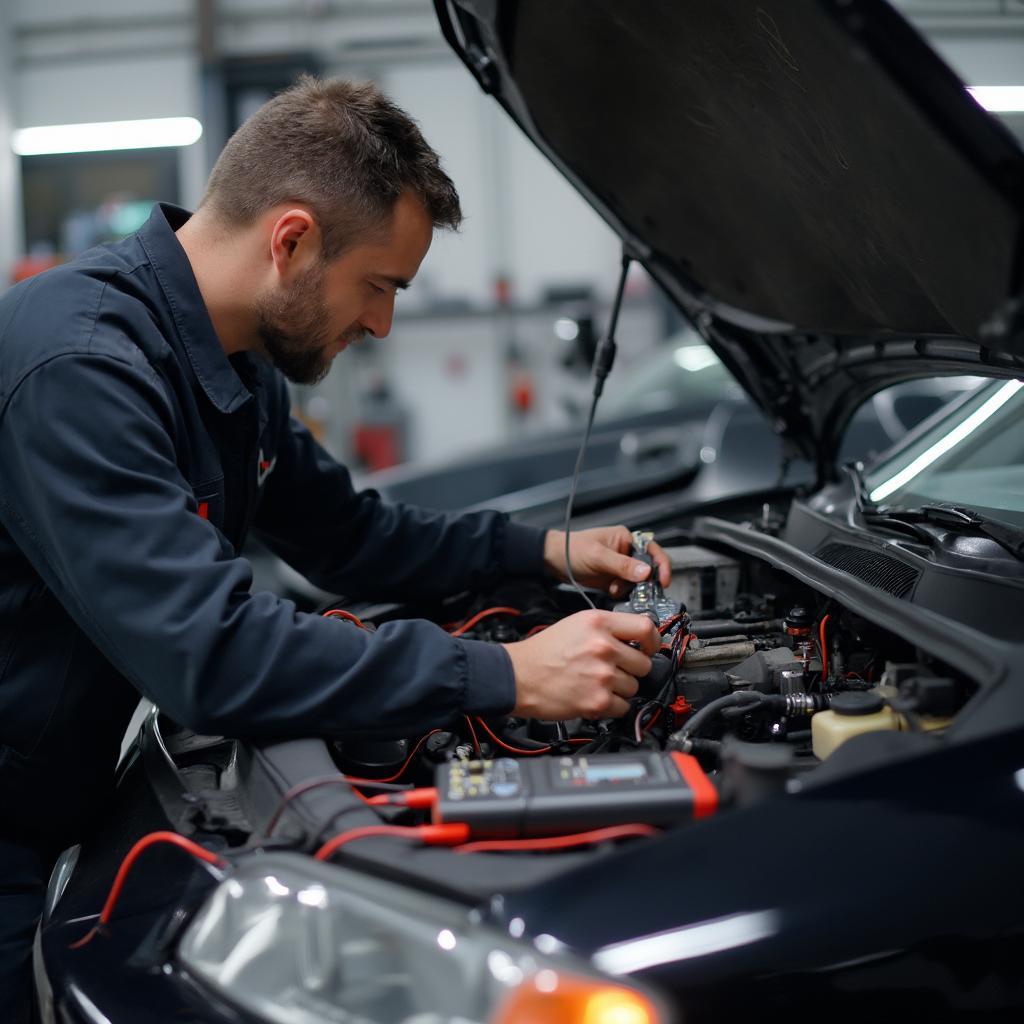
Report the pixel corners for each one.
[434,751,717,838]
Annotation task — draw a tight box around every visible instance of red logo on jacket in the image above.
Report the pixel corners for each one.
[257,448,277,487]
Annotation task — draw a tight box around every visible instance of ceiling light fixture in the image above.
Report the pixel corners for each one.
[12,117,203,156]
[966,86,1024,113]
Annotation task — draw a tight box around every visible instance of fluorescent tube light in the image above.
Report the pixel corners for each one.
[12,117,203,156]
[594,911,779,975]
[869,379,1023,503]
[967,86,1024,113]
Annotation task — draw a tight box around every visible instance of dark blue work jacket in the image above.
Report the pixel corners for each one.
[0,204,544,847]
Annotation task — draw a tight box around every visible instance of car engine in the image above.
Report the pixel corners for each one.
[325,527,975,812]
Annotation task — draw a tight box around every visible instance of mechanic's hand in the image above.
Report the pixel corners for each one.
[503,610,660,719]
[544,525,671,599]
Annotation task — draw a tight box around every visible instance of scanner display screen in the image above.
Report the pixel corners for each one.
[580,762,647,783]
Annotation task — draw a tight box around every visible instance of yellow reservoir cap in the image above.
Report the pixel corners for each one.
[493,971,665,1024]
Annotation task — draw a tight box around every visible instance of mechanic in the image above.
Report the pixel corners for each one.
[0,77,668,1016]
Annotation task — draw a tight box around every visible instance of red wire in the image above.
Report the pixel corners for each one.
[366,787,438,809]
[819,614,831,682]
[263,775,416,836]
[463,715,481,756]
[70,831,225,949]
[267,731,443,835]
[676,632,696,667]
[472,718,592,755]
[269,716,593,839]
[314,822,470,861]
[474,717,552,755]
[641,707,662,734]
[322,609,367,629]
[449,606,521,637]
[346,730,443,784]
[315,825,424,859]
[658,614,683,635]
[454,823,658,854]
[524,624,550,637]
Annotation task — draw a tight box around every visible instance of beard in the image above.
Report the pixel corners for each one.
[255,263,362,385]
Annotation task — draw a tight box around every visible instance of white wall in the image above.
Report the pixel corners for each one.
[0,0,22,284]
[501,120,623,305]
[378,62,496,308]
[901,15,1024,143]
[381,316,508,463]
[930,37,1024,89]
[16,56,197,128]
[8,1,626,307]
[375,61,623,309]
[16,53,207,203]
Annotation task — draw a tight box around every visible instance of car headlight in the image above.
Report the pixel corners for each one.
[177,852,670,1024]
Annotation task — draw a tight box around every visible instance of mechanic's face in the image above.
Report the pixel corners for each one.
[256,192,433,385]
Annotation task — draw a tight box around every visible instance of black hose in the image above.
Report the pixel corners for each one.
[486,721,551,750]
[672,689,767,741]
[689,618,784,639]
[676,670,732,690]
[687,737,723,757]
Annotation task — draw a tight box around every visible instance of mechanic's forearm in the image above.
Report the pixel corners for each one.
[154,594,517,738]
[252,416,548,599]
[0,355,514,740]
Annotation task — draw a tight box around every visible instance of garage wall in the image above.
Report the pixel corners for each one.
[4,0,640,468]
[8,1,1024,306]
[379,61,621,310]
[9,0,622,311]
[892,0,1024,140]
[0,1,21,284]
[4,0,1022,465]
[936,37,1024,87]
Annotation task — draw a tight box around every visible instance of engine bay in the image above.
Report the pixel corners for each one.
[321,523,978,833]
[120,504,1006,949]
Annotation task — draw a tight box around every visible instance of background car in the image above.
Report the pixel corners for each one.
[359,328,980,515]
[261,332,979,608]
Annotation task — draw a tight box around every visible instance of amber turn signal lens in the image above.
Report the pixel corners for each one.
[493,971,663,1024]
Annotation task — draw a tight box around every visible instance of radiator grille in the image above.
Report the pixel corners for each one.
[814,542,920,599]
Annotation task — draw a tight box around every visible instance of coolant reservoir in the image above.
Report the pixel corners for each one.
[812,691,899,760]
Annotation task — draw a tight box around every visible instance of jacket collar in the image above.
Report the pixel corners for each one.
[137,203,255,415]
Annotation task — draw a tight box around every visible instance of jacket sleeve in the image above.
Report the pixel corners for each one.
[252,389,547,601]
[0,349,517,738]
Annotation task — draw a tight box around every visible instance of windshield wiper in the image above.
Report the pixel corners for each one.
[844,462,932,542]
[842,461,874,513]
[863,503,1024,560]
[859,509,935,546]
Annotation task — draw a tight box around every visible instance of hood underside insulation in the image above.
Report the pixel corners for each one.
[506,0,1021,340]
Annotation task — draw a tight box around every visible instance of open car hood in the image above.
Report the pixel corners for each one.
[435,0,1024,478]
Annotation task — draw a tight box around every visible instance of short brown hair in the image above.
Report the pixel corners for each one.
[201,76,462,258]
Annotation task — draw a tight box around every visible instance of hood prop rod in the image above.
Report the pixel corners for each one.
[563,251,634,609]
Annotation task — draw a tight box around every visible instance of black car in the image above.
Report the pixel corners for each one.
[359,328,978,521]
[35,2,1024,1022]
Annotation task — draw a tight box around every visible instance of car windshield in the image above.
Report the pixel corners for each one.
[864,378,1024,527]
